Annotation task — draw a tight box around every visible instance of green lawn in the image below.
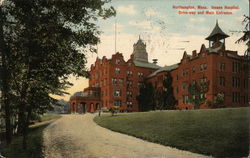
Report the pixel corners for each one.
[1,114,61,158]
[94,108,250,158]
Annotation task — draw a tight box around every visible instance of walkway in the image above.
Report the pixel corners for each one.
[43,114,210,158]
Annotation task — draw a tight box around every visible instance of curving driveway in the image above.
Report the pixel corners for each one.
[43,114,210,158]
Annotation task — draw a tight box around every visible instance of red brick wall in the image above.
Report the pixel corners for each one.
[147,44,249,109]
[88,52,158,112]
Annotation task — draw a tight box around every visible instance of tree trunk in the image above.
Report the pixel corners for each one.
[0,6,12,144]
[22,107,31,150]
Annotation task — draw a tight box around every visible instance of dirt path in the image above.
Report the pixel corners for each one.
[43,114,210,158]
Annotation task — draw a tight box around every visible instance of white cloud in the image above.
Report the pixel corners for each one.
[189,17,205,22]
[129,20,152,29]
[117,5,137,15]
[112,23,124,32]
[144,8,157,17]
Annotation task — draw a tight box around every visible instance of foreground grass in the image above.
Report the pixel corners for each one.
[94,108,249,158]
[1,114,61,158]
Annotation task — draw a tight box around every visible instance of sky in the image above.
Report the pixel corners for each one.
[52,0,249,101]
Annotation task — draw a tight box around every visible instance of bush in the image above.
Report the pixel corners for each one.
[109,106,119,116]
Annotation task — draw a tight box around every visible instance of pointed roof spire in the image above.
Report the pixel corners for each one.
[205,20,229,41]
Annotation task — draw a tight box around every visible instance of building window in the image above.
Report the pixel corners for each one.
[204,64,207,71]
[200,64,203,71]
[176,75,179,80]
[119,79,123,86]
[112,78,117,85]
[138,82,143,88]
[182,70,188,77]
[116,59,120,64]
[127,71,132,76]
[232,77,240,88]
[219,63,225,71]
[219,77,225,87]
[114,89,121,97]
[138,72,144,78]
[176,87,179,94]
[200,63,207,71]
[127,91,132,98]
[232,92,240,103]
[200,77,207,84]
[232,62,240,73]
[182,95,188,104]
[182,82,187,91]
[192,66,196,73]
[127,101,132,108]
[200,93,206,99]
[95,73,99,79]
[115,68,120,74]
[127,81,132,88]
[114,100,121,106]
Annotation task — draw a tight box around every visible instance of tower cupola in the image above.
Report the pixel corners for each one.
[206,20,229,48]
[132,36,148,62]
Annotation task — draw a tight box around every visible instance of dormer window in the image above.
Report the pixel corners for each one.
[116,59,120,64]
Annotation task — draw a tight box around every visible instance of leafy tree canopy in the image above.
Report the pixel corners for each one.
[0,0,115,147]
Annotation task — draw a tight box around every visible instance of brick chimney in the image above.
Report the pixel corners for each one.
[192,50,197,57]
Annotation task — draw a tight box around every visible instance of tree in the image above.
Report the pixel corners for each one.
[162,72,177,110]
[0,0,115,148]
[154,73,177,110]
[154,90,164,110]
[236,15,250,57]
[213,93,225,108]
[188,80,209,109]
[136,82,155,111]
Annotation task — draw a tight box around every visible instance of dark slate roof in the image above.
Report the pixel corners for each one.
[205,21,229,41]
[133,60,161,69]
[147,64,179,78]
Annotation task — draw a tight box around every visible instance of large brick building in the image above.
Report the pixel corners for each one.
[70,22,249,113]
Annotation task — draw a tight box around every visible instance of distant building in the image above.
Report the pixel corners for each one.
[70,22,249,113]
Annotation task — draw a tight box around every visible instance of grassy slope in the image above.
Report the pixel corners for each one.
[1,114,61,158]
[94,108,250,158]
